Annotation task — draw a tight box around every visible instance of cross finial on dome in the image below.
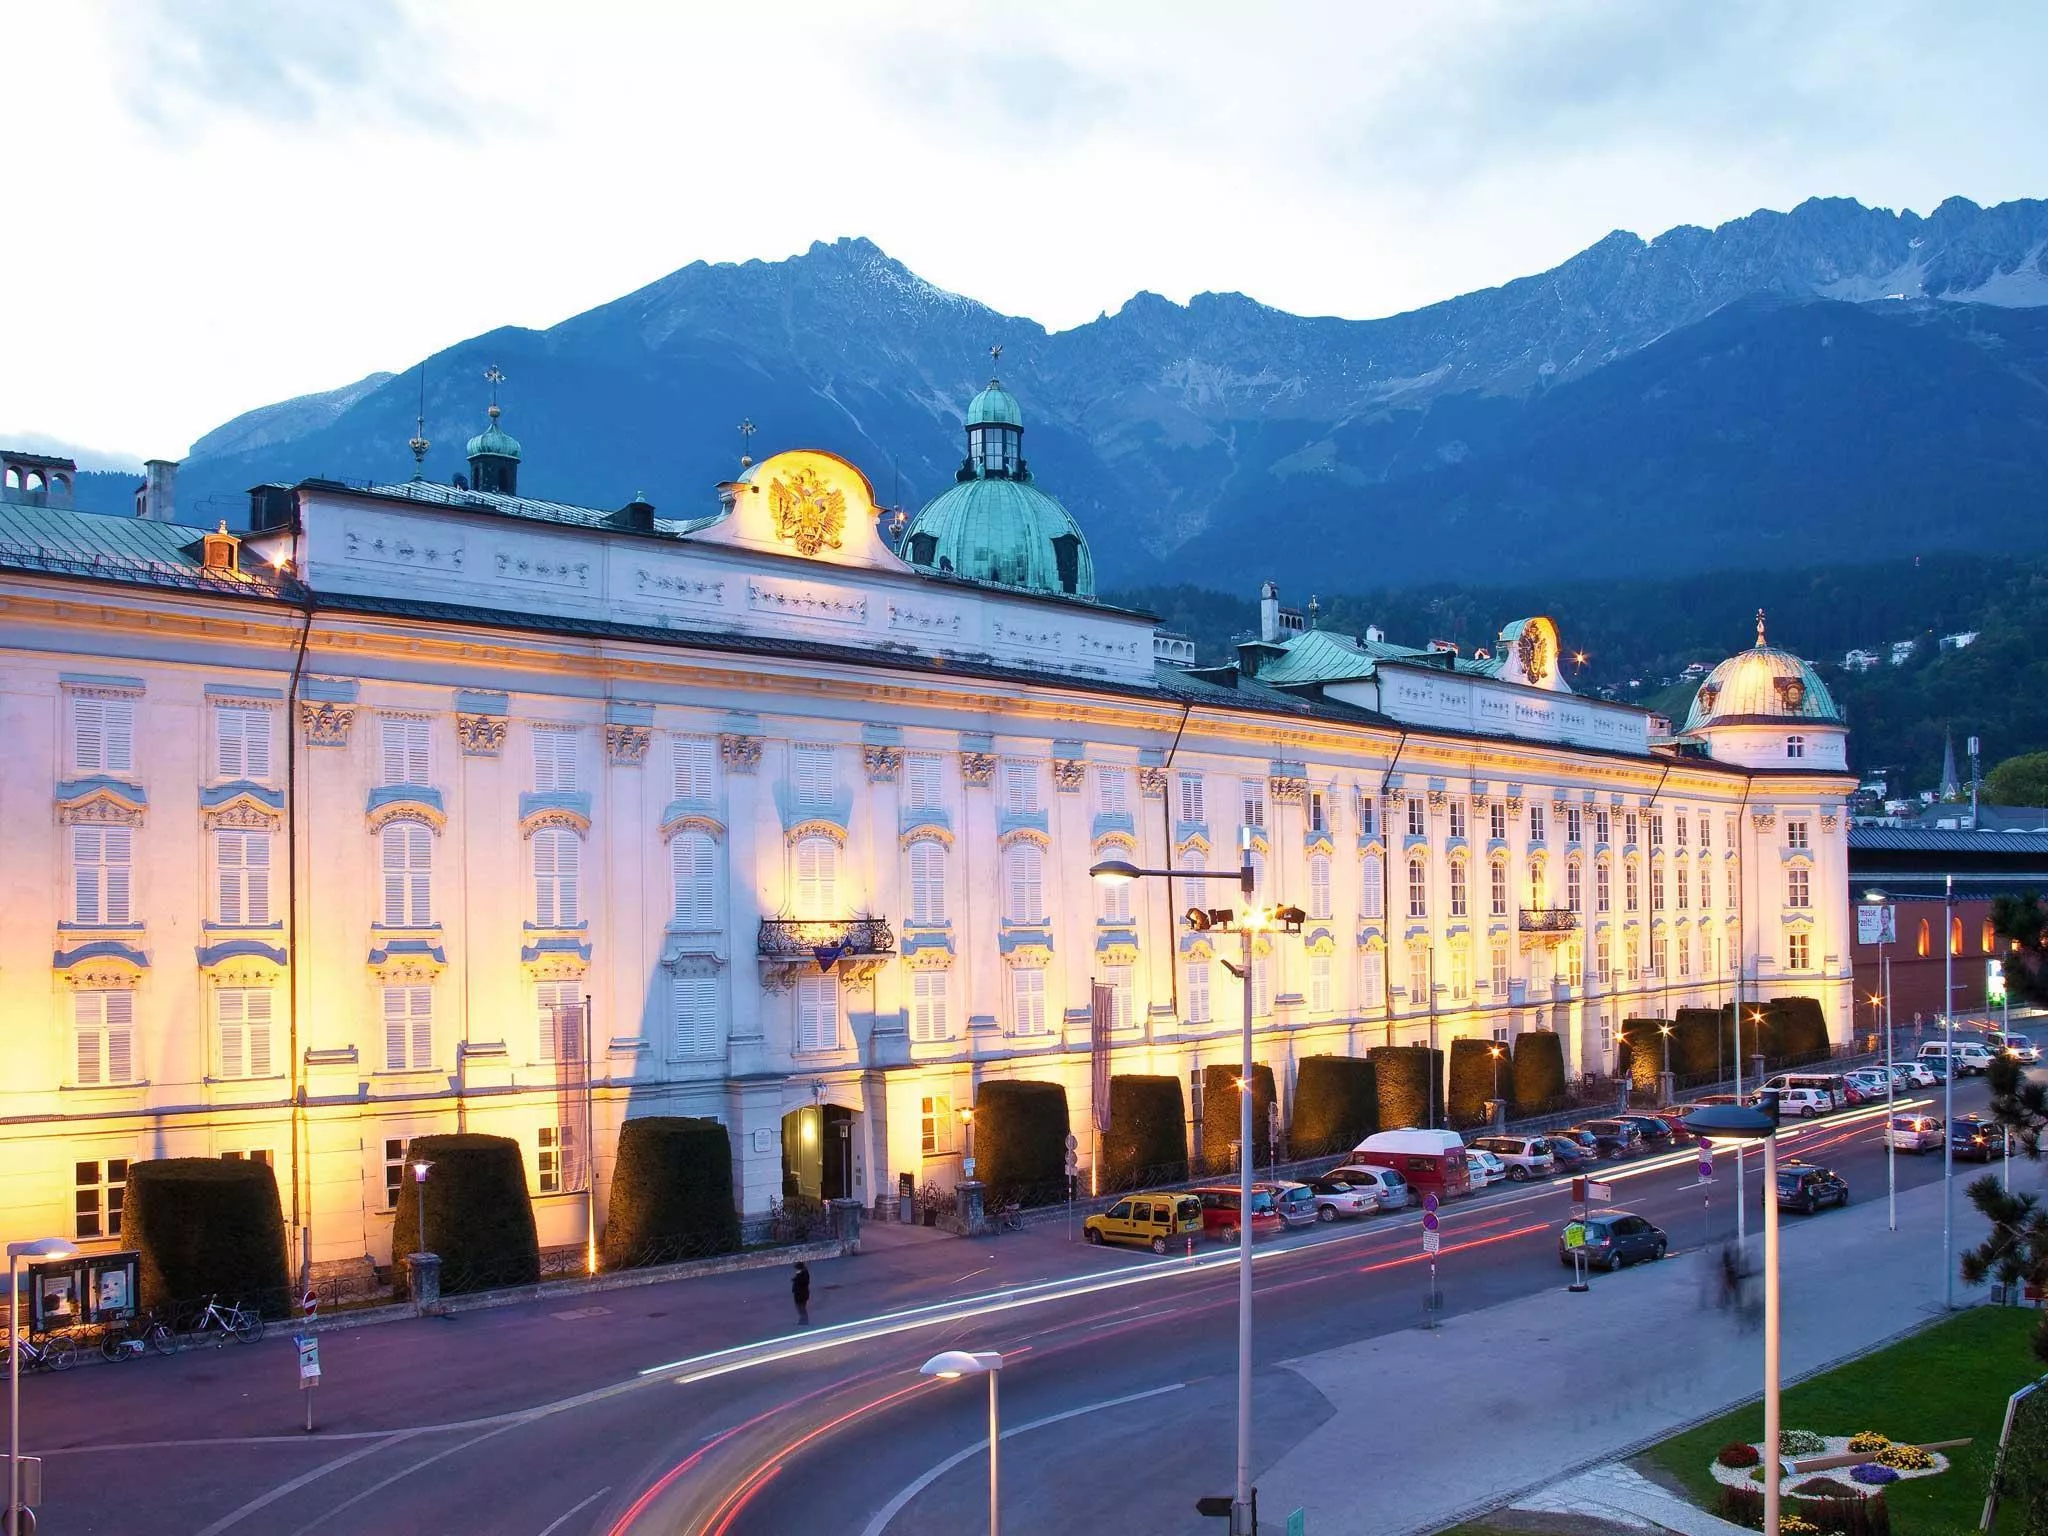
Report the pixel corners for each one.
[482,363,505,422]
[1756,608,1767,648]
[737,417,756,469]
[989,342,1002,382]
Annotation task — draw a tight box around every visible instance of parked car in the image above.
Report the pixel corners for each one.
[1084,1192,1204,1253]
[1349,1129,1475,1200]
[1465,1147,1506,1187]
[1885,1114,1944,1153]
[1987,1031,2043,1064]
[1569,1120,1641,1157]
[1544,1130,1599,1168]
[1643,1109,1696,1144]
[1192,1185,1286,1242]
[1617,1114,1675,1149]
[1754,1086,1832,1119]
[1768,1163,1849,1214]
[1844,1068,1894,1100]
[1304,1174,1377,1220]
[1469,1135,1556,1181]
[1891,1061,1938,1088]
[1837,1080,1866,1107]
[1326,1164,1417,1210]
[1920,1041,1995,1076]
[1262,1181,1320,1229]
[1951,1116,2002,1163]
[1558,1210,1668,1270]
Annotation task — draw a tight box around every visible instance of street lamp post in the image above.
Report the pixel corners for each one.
[412,1158,434,1258]
[922,1350,1004,1535]
[960,1107,976,1180]
[9,1236,76,1536]
[1868,988,1894,1232]
[1093,827,1296,1536]
[1489,1044,1505,1128]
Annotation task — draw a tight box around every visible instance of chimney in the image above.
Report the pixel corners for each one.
[1259,580,1280,643]
[1365,624,1385,644]
[137,458,179,522]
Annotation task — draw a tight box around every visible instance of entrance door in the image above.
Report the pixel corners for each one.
[822,1104,854,1200]
[781,1104,859,1202]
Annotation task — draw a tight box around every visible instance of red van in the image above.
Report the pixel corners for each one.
[1346,1129,1474,1200]
[1191,1185,1286,1242]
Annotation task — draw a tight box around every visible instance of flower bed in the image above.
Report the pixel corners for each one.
[1707,1434,1948,1499]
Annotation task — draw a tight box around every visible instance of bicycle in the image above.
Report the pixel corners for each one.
[190,1294,265,1346]
[0,1330,77,1373]
[98,1312,177,1362]
[995,1203,1024,1232]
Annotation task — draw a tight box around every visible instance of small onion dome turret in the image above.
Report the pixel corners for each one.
[466,403,522,495]
[1683,611,1843,731]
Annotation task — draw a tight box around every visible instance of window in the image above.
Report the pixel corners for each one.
[1918,918,1931,957]
[1786,820,1809,850]
[1098,871,1132,923]
[910,970,949,1043]
[71,694,136,775]
[1529,804,1546,843]
[1566,942,1583,989]
[1985,919,1997,955]
[793,744,835,805]
[532,827,582,926]
[215,987,275,1078]
[1700,815,1711,850]
[1003,842,1045,923]
[1357,794,1376,837]
[1309,854,1332,919]
[1625,935,1640,981]
[1651,935,1668,979]
[214,705,272,780]
[1675,864,1689,910]
[380,717,429,785]
[1407,798,1426,837]
[382,984,433,1071]
[535,980,581,1060]
[1700,864,1713,909]
[794,834,839,915]
[1309,953,1332,1012]
[1003,761,1039,815]
[672,828,717,927]
[1952,916,1964,956]
[1095,767,1129,814]
[1490,940,1509,996]
[1527,862,1545,910]
[1308,789,1328,834]
[75,1158,127,1240]
[1787,867,1810,908]
[673,974,719,1057]
[907,840,946,925]
[1360,949,1385,1010]
[905,751,944,810]
[796,974,838,1052]
[1489,803,1507,841]
[533,727,577,791]
[1010,967,1047,1036]
[1650,864,1665,912]
[1490,858,1508,918]
[383,1140,406,1209]
[1407,940,1430,1007]
[920,1095,953,1157]
[1105,964,1135,1030]
[1596,860,1611,913]
[1184,958,1212,1024]
[1595,933,1611,986]
[1360,854,1384,919]
[1675,813,1688,849]
[380,821,433,927]
[71,825,133,925]
[1407,857,1427,917]
[1179,773,1206,823]
[1448,800,1466,840]
[1624,813,1638,845]
[1625,860,1640,913]
[1448,945,1471,1002]
[1677,932,1691,978]
[1595,810,1611,844]
[538,1126,575,1194]
[215,828,272,926]
[73,991,134,1085]
[1788,931,1811,970]
[1650,815,1665,849]
[1242,779,1267,831]
[1566,861,1582,913]
[674,735,718,800]
[1448,858,1468,917]
[1787,735,1806,760]
[1566,808,1583,844]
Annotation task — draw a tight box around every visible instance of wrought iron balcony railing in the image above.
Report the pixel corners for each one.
[1518,907,1580,934]
[757,916,896,962]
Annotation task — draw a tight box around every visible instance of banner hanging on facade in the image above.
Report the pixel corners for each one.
[1090,982,1113,1133]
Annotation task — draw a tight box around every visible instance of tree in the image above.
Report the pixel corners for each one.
[1992,896,2048,1008]
[1988,752,2048,809]
[1960,1174,2048,1364]
[1985,1055,2048,1157]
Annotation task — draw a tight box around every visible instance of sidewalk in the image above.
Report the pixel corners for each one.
[1258,1159,2024,1535]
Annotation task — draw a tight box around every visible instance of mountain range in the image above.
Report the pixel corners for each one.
[121,193,2048,594]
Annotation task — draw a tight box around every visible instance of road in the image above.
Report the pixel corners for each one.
[5,1078,2000,1536]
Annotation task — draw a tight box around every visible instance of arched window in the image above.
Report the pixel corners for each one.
[1448,858,1467,918]
[1407,857,1427,918]
[794,835,839,915]
[671,828,717,927]
[1983,919,1996,954]
[1565,860,1582,914]
[1003,842,1045,924]
[1918,918,1931,957]
[1527,861,1545,911]
[380,821,432,927]
[1360,853,1384,920]
[908,840,946,926]
[1098,868,1132,923]
[1309,853,1332,920]
[1951,916,1964,956]
[532,828,580,926]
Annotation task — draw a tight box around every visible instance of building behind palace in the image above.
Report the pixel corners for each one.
[0,383,1854,1282]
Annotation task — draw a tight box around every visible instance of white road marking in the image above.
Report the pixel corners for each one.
[191,1433,419,1536]
[538,1487,612,1536]
[857,1383,1186,1536]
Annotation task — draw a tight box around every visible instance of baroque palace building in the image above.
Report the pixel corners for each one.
[0,385,1853,1277]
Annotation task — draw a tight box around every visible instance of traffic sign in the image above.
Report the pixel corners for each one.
[1587,1180,1615,1205]
[1422,1229,1441,1255]
[1697,1159,1714,1181]
[1563,1221,1587,1250]
[1423,1192,1439,1215]
[295,1333,322,1385]
[1422,1210,1439,1233]
[1196,1496,1233,1518]
[1065,1133,1080,1151]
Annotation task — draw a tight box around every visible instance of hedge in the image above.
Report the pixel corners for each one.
[125,1158,290,1317]
[1292,1056,1378,1157]
[1369,1046,1445,1130]
[1201,1063,1277,1173]
[600,1117,739,1270]
[392,1134,539,1297]
[1100,1075,1188,1191]
[1673,1005,1736,1077]
[1619,1018,1667,1096]
[1763,996,1831,1061]
[975,1080,1071,1207]
[1446,1039,1510,1128]
[1513,1030,1568,1108]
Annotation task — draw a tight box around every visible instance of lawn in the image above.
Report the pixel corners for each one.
[1641,1306,2045,1534]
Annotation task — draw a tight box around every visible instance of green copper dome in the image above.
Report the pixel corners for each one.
[899,372,1095,598]
[466,411,523,463]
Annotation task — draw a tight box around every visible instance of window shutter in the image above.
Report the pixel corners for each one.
[906,752,941,809]
[75,993,104,1086]
[1360,854,1383,919]
[1179,774,1204,823]
[535,728,576,792]
[245,990,274,1078]
[1310,856,1331,920]
[382,718,429,785]
[675,736,716,800]
[673,975,718,1057]
[673,831,715,926]
[795,836,837,914]
[72,827,101,924]
[216,831,243,925]
[216,707,243,779]
[74,697,105,772]
[1004,844,1042,923]
[219,990,245,1078]
[909,841,944,925]
[797,976,836,1051]
[384,987,409,1071]
[104,826,132,924]
[1096,769,1127,813]
[104,699,135,773]
[242,709,272,779]
[405,824,431,925]
[410,987,433,1067]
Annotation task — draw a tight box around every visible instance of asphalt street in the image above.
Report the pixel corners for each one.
[3,1076,2000,1536]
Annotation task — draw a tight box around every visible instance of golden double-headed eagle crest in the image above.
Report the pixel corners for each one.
[768,467,846,557]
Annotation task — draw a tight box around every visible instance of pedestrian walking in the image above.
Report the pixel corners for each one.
[791,1260,811,1327]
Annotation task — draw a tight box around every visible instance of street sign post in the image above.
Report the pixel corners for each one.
[1697,1135,1714,1247]
[1422,1194,1442,1326]
[1586,1180,1614,1205]
[1564,1220,1589,1293]
[1063,1134,1080,1241]
[295,1333,322,1433]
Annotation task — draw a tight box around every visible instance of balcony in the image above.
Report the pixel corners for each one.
[758,916,896,989]
[1518,908,1579,947]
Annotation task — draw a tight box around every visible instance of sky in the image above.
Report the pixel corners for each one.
[6,0,2046,462]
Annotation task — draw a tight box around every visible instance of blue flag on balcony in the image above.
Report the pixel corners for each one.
[813,941,848,972]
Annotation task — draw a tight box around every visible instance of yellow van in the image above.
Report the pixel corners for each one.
[1083,1192,1204,1254]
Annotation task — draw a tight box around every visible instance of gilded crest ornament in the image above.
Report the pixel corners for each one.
[1516,619,1556,685]
[768,467,847,558]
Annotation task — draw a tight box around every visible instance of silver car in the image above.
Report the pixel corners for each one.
[1470,1135,1557,1181]
[1327,1164,1416,1210]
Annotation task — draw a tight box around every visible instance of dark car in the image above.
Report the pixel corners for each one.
[1951,1116,2001,1163]
[1618,1114,1676,1148]
[1544,1130,1598,1167]
[1570,1120,1642,1157]
[1768,1163,1849,1214]
[1557,1210,1668,1270]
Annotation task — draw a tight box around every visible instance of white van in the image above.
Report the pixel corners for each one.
[1920,1041,1995,1076]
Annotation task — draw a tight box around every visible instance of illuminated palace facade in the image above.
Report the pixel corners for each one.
[0,388,1853,1275]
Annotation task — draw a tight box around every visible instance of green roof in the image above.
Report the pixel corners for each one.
[466,408,522,461]
[901,476,1094,598]
[966,381,1023,429]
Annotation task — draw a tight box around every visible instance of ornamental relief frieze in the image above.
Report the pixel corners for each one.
[634,567,727,605]
[959,751,997,787]
[345,526,466,571]
[59,962,143,991]
[1052,759,1087,794]
[457,714,507,756]
[1271,778,1306,804]
[605,724,651,765]
[887,602,961,635]
[1138,767,1167,800]
[367,802,446,834]
[862,744,902,783]
[57,794,145,828]
[202,801,282,833]
[521,808,591,839]
[719,734,763,774]
[746,579,867,624]
[299,700,356,747]
[494,550,589,588]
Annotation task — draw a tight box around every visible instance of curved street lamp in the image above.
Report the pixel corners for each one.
[922,1350,1005,1534]
[10,1236,76,1535]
